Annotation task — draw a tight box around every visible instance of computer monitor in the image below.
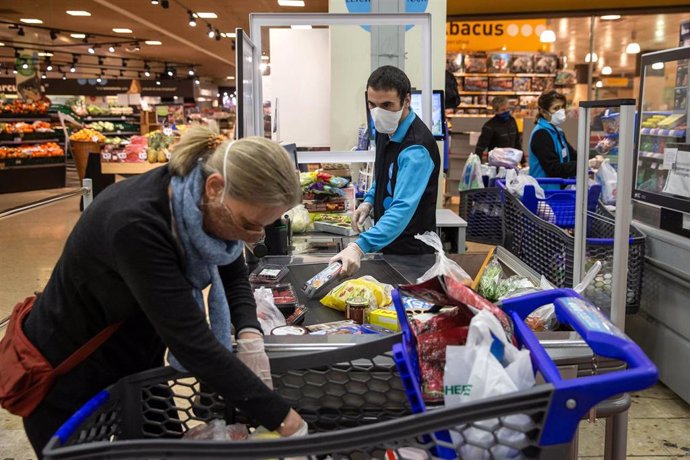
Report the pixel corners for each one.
[410,90,445,140]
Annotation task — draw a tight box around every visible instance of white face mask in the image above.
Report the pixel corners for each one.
[370,106,404,134]
[550,109,566,126]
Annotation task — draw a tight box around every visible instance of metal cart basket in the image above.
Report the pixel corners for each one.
[45,287,657,460]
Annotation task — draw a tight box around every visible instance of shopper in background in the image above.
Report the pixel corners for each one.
[474,96,522,159]
[15,126,306,456]
[332,65,440,276]
[528,90,577,185]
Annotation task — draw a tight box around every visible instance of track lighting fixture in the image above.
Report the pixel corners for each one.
[188,11,197,27]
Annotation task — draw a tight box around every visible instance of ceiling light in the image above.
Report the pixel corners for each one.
[20,18,43,24]
[595,81,603,88]
[70,65,76,73]
[38,52,53,57]
[151,0,159,4]
[21,61,29,70]
[144,70,151,77]
[70,33,86,39]
[224,32,236,38]
[585,52,598,63]
[207,25,215,38]
[156,79,161,85]
[188,68,195,76]
[539,29,556,43]
[113,28,133,33]
[167,69,174,76]
[12,68,18,74]
[41,73,47,79]
[261,55,270,60]
[88,46,96,54]
[96,75,102,83]
[49,30,58,40]
[145,40,162,45]
[188,11,197,27]
[66,10,91,16]
[62,73,67,80]
[278,0,305,6]
[226,76,235,80]
[108,45,116,53]
[196,12,218,18]
[626,42,641,54]
[46,62,53,71]
[601,15,621,20]
[0,43,4,47]
[601,66,612,75]
[291,25,312,30]
[652,62,665,70]
[194,78,200,85]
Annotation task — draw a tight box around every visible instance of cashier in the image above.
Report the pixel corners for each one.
[331,65,441,276]
[528,90,578,183]
[474,96,522,158]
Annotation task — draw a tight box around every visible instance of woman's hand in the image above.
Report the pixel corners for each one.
[276,408,308,437]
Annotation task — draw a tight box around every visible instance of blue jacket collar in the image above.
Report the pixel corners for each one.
[537,117,562,133]
[390,108,416,143]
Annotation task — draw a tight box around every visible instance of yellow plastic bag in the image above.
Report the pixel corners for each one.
[320,276,392,311]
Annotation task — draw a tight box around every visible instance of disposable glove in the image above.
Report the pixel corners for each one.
[351,202,373,233]
[236,337,273,389]
[330,242,364,276]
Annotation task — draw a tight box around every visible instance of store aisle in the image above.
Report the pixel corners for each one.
[0,173,689,459]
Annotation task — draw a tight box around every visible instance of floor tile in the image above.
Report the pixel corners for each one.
[628,418,690,456]
[629,392,690,419]
[0,428,36,460]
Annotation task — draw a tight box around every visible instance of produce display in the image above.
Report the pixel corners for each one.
[70,128,106,143]
[145,131,174,163]
[641,113,687,129]
[0,99,50,115]
[87,121,137,133]
[0,142,64,159]
[0,121,54,134]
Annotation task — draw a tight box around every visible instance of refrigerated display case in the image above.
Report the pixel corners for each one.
[629,46,690,404]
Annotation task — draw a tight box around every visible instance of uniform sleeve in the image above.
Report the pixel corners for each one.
[356,145,435,253]
[530,129,577,178]
[515,120,523,152]
[474,122,494,155]
[363,181,376,205]
[112,219,291,430]
[218,254,262,335]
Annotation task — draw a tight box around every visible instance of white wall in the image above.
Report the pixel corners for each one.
[269,28,331,147]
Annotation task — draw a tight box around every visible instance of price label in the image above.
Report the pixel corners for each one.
[661,147,678,170]
[163,127,173,136]
[14,137,21,143]
[165,150,171,160]
[91,135,100,143]
[121,116,126,120]
[102,152,112,161]
[117,152,127,161]
[138,151,147,161]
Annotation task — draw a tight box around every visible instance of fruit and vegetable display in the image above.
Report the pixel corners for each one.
[145,131,174,163]
[104,137,129,145]
[87,121,137,133]
[69,128,106,143]
[0,121,54,134]
[0,142,64,159]
[0,99,51,115]
[85,104,134,117]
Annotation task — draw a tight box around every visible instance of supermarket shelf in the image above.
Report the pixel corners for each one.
[101,132,139,136]
[101,161,166,175]
[458,91,542,96]
[639,151,665,160]
[0,161,65,169]
[454,72,554,78]
[640,127,687,137]
[0,138,59,145]
[84,116,138,122]
[458,104,490,109]
[0,115,51,122]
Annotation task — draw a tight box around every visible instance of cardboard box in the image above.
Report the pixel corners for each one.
[368,308,400,332]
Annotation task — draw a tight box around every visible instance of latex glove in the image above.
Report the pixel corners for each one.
[277,409,308,437]
[330,243,363,277]
[237,337,273,389]
[351,202,373,233]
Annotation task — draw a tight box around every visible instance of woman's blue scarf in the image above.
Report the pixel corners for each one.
[168,164,243,371]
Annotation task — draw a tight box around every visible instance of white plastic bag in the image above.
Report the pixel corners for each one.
[253,287,286,335]
[488,147,523,169]
[285,204,311,234]
[505,168,545,199]
[596,159,618,204]
[414,232,471,284]
[459,153,484,191]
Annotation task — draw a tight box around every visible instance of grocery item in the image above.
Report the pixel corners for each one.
[183,420,249,441]
[320,276,392,311]
[0,99,50,115]
[69,128,106,143]
[305,320,362,335]
[345,298,368,324]
[271,325,309,336]
[285,204,311,233]
[302,262,342,298]
[488,147,523,169]
[249,265,289,285]
[367,309,400,332]
[253,287,286,335]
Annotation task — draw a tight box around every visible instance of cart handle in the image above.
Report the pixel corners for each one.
[53,390,110,444]
[500,288,658,445]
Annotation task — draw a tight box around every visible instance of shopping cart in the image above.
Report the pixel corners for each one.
[44,290,656,459]
[458,187,504,245]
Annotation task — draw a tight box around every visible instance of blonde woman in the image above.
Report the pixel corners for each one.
[17,125,305,456]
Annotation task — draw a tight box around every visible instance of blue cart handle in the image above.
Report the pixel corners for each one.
[53,390,110,445]
[500,288,658,445]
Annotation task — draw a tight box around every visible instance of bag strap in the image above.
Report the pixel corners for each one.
[54,322,122,376]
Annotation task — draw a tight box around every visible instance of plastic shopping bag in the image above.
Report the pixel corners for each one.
[488,147,523,169]
[444,310,535,459]
[254,287,286,334]
[596,159,618,205]
[505,168,545,199]
[459,153,484,191]
[285,204,311,233]
[414,232,472,285]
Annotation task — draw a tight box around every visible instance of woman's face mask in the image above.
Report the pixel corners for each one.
[550,108,567,126]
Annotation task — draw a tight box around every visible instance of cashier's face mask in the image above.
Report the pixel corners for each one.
[370,107,404,134]
[550,109,567,126]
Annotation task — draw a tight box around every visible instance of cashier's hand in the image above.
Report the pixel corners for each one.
[351,202,372,233]
[330,242,364,277]
[236,335,273,389]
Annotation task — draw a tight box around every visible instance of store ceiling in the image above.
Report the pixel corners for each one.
[0,0,328,84]
[447,0,690,17]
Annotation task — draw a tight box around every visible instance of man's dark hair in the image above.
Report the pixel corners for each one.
[367,65,411,105]
[536,90,567,122]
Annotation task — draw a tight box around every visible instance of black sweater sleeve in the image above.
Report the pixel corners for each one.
[219,254,263,334]
[530,129,577,178]
[474,122,494,155]
[112,219,291,430]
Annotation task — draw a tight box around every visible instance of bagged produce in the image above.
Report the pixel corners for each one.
[320,276,392,311]
[459,153,484,191]
[414,232,471,285]
[253,287,286,334]
[596,159,618,204]
[488,147,523,169]
[183,419,249,441]
[285,204,311,233]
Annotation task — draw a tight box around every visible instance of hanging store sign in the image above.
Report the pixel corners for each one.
[601,77,631,88]
[0,78,195,98]
[345,0,428,31]
[446,19,548,53]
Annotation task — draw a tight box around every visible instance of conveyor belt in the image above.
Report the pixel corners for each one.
[284,259,408,325]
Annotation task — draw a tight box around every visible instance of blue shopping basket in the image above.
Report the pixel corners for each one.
[391,287,657,454]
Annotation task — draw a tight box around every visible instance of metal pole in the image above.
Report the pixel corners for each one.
[610,104,635,330]
[573,106,590,285]
[421,14,433,131]
[82,178,93,210]
[587,16,595,101]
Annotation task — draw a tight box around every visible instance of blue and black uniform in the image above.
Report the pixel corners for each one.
[528,117,577,182]
[357,108,440,254]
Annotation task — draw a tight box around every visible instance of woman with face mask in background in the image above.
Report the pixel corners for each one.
[474,96,522,161]
[528,90,578,186]
[13,125,307,457]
